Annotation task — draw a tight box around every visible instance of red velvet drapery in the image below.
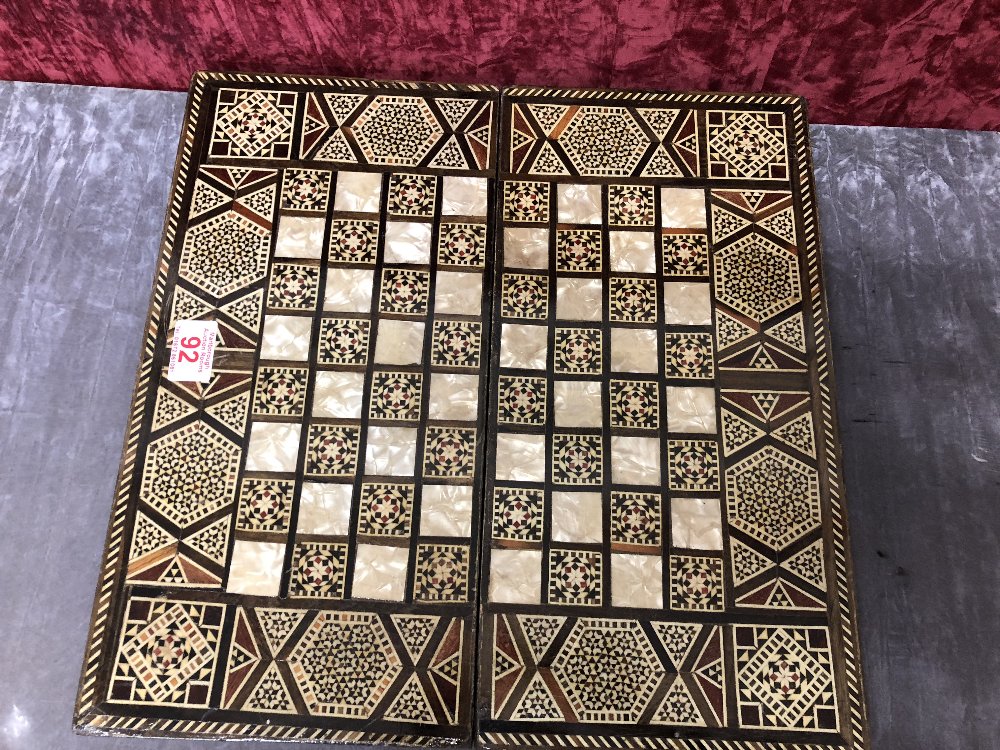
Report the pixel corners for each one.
[2,0,996,130]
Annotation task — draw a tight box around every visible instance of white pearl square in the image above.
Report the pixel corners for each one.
[609,231,657,273]
[245,421,301,473]
[558,183,602,224]
[312,370,366,418]
[435,271,482,316]
[352,543,408,601]
[373,319,425,365]
[274,215,325,259]
[324,268,374,312]
[297,482,354,535]
[364,426,419,476]
[504,228,550,269]
[610,327,658,373]
[671,497,723,550]
[495,432,546,482]
[610,435,661,486]
[553,380,603,428]
[551,491,603,543]
[419,484,473,537]
[660,187,706,228]
[666,386,717,433]
[428,373,480,421]
[334,171,383,212]
[663,282,712,325]
[611,553,663,608]
[383,221,433,265]
[489,549,542,604]
[227,540,285,596]
[500,323,548,370]
[556,278,603,321]
[260,315,313,360]
[441,176,489,216]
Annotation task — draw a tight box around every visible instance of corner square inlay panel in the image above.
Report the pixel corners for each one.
[477,87,867,750]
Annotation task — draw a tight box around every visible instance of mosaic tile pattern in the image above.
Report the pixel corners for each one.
[479,89,866,750]
[76,74,865,749]
[76,75,495,746]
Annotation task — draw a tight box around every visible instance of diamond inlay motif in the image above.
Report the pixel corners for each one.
[735,626,838,731]
[110,599,223,706]
[716,114,782,172]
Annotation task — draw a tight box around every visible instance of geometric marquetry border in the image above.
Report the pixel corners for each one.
[75,69,212,731]
[791,96,868,750]
[75,72,211,728]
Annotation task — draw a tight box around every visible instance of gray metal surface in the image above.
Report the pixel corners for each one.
[811,124,1000,748]
[0,80,997,750]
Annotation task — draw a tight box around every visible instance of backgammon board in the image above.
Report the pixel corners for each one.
[74,73,868,750]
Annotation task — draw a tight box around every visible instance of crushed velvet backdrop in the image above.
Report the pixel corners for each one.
[1,1,996,130]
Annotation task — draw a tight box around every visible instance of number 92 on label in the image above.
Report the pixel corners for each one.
[167,320,219,383]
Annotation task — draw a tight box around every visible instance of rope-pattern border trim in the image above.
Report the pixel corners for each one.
[197,70,498,92]
[790,101,868,750]
[481,733,842,750]
[74,72,207,719]
[81,715,456,747]
[503,87,800,106]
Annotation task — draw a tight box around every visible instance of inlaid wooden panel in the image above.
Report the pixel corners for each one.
[74,74,867,748]
[74,72,498,746]
[476,88,867,750]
